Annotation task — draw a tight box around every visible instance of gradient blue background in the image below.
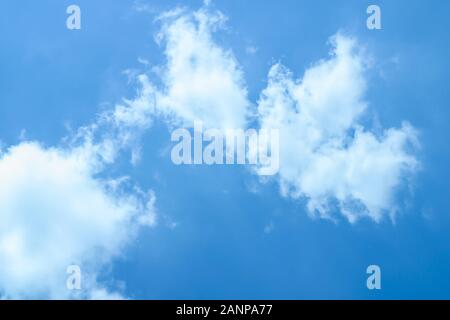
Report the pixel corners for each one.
[1,0,449,299]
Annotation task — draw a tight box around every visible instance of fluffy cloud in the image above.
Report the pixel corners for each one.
[257,34,419,222]
[114,7,251,131]
[0,92,156,299]
[156,8,250,129]
[114,7,419,222]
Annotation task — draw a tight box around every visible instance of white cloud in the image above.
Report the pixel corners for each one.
[0,79,158,299]
[257,33,419,222]
[0,141,155,299]
[119,7,251,131]
[110,8,419,223]
[156,8,250,129]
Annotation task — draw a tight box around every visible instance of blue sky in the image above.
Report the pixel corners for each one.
[0,0,450,299]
